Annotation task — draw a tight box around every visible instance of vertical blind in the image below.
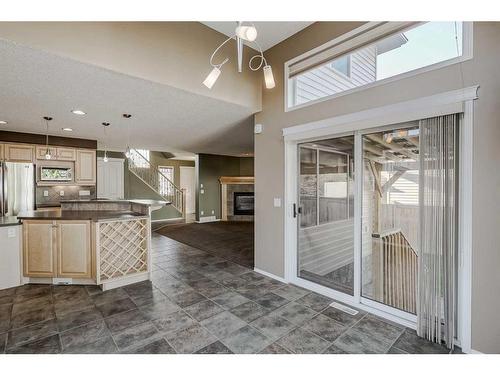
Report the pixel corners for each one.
[417,113,459,349]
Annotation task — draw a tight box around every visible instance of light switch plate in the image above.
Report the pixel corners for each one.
[79,190,91,196]
[273,198,282,207]
[200,189,205,194]
[7,227,16,238]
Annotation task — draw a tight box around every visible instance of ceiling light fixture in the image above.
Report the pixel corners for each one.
[203,21,275,90]
[71,110,86,115]
[62,127,73,132]
[42,116,53,160]
[102,122,110,162]
[0,120,7,125]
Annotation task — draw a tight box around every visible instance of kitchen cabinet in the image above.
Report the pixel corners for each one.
[57,221,92,278]
[23,219,92,279]
[4,144,34,162]
[23,220,56,277]
[56,147,76,161]
[0,144,4,160]
[35,145,57,160]
[36,146,76,161]
[75,149,96,184]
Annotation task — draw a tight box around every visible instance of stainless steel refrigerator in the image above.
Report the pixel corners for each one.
[0,162,35,217]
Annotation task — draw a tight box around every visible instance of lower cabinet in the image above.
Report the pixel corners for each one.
[23,221,56,277]
[57,221,92,278]
[23,220,92,279]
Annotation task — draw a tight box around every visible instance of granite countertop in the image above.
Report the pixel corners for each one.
[0,216,21,227]
[17,210,148,222]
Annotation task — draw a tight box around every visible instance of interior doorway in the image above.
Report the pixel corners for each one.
[180,166,196,214]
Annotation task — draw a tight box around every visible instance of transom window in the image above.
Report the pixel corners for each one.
[286,22,471,110]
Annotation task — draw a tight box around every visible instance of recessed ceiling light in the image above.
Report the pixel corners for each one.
[62,127,73,132]
[0,120,7,125]
[71,110,86,115]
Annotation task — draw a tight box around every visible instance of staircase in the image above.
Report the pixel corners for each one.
[127,149,185,218]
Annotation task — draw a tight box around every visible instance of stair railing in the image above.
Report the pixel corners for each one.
[127,149,185,216]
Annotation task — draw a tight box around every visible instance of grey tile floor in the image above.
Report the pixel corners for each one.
[0,232,455,354]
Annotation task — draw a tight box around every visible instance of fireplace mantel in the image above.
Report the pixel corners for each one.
[219,176,255,185]
[219,176,254,221]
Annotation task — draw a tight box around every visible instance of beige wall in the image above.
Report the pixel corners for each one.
[254,22,500,353]
[0,22,262,112]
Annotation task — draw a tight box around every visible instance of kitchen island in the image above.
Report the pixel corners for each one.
[17,199,168,290]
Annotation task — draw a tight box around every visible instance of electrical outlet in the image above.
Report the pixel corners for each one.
[79,190,91,196]
[201,210,204,215]
[43,190,49,197]
[59,190,65,196]
[200,189,205,194]
[211,210,215,215]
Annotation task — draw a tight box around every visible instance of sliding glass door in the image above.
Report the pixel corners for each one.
[360,125,420,314]
[296,125,422,317]
[297,136,355,295]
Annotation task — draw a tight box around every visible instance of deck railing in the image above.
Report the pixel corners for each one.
[372,229,418,314]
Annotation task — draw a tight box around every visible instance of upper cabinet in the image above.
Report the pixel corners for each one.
[4,144,34,162]
[36,146,76,161]
[75,149,96,184]
[56,147,77,161]
[36,145,57,160]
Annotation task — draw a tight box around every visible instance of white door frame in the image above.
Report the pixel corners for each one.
[180,166,196,214]
[283,86,478,353]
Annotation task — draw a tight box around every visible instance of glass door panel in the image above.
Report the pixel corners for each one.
[298,136,355,295]
[361,125,420,314]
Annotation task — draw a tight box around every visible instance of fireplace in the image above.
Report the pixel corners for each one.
[233,192,254,215]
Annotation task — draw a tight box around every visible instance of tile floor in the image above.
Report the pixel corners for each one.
[0,232,454,354]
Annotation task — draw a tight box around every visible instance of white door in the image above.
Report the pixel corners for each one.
[180,166,195,214]
[97,158,124,199]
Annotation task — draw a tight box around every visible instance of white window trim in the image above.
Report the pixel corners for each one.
[281,85,478,353]
[284,22,473,112]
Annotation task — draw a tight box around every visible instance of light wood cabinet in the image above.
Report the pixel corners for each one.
[75,149,96,184]
[56,147,76,161]
[36,146,76,161]
[23,220,93,279]
[36,145,57,160]
[0,144,4,160]
[23,220,56,277]
[57,221,92,278]
[5,144,34,162]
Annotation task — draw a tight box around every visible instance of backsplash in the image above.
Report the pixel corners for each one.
[36,185,96,207]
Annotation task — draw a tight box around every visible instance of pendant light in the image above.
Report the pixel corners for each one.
[123,114,132,158]
[43,116,53,160]
[102,122,110,162]
[203,22,275,90]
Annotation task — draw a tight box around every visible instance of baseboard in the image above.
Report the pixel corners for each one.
[254,268,287,283]
[196,216,220,223]
[151,217,183,223]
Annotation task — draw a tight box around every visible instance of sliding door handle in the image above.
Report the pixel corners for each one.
[293,204,302,218]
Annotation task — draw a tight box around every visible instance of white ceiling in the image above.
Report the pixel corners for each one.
[0,40,255,157]
[202,22,314,51]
